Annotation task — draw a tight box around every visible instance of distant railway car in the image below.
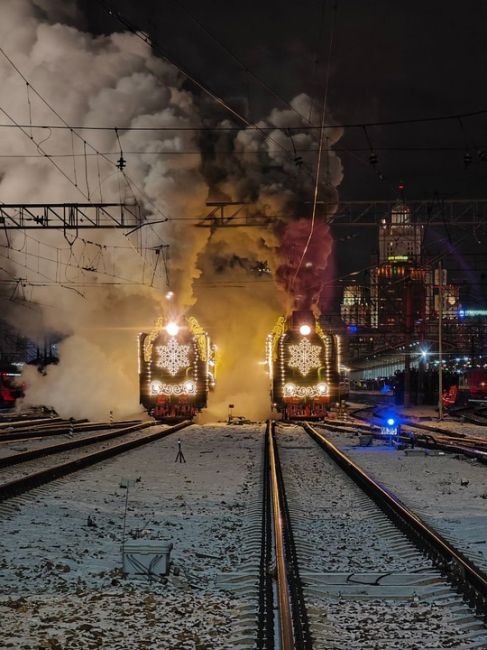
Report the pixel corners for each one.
[0,369,23,408]
[464,369,487,400]
[267,310,344,420]
[138,316,215,421]
[442,368,487,408]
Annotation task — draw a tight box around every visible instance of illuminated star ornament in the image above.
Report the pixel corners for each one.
[156,339,190,376]
[288,338,321,376]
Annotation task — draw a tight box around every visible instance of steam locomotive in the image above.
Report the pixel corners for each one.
[267,310,344,420]
[138,316,216,421]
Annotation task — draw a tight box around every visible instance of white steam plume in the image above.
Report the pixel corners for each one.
[0,1,343,421]
[0,0,209,419]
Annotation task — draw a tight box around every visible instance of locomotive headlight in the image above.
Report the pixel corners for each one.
[299,324,311,336]
[283,383,296,396]
[317,383,328,395]
[166,321,180,336]
[184,380,195,394]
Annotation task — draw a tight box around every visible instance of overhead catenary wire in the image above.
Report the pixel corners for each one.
[0,239,165,287]
[0,45,175,284]
[94,0,293,150]
[0,13,485,312]
[169,0,313,126]
[292,1,337,289]
[1,104,487,132]
[308,0,328,124]
[94,0,308,183]
[0,104,90,203]
[0,45,170,231]
[3,144,487,158]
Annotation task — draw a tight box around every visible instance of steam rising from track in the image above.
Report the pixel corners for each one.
[0,1,342,420]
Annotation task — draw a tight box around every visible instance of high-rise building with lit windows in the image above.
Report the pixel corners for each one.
[341,284,370,327]
[341,198,461,361]
[370,200,432,330]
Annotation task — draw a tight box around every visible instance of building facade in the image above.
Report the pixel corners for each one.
[340,199,484,385]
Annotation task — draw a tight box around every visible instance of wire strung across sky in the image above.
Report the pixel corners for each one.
[291,0,337,290]
[1,106,487,133]
[2,145,487,158]
[0,45,170,234]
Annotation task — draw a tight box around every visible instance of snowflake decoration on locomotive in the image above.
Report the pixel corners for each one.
[156,339,191,376]
[288,337,322,376]
[138,316,216,421]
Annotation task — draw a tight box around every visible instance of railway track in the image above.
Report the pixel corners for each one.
[0,420,153,469]
[1,424,264,648]
[1,420,486,647]
[359,404,487,441]
[266,421,312,649]
[347,410,487,462]
[0,420,190,502]
[460,407,487,427]
[247,421,487,648]
[0,411,60,424]
[0,418,140,441]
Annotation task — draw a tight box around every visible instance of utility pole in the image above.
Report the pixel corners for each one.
[404,277,413,408]
[438,261,443,420]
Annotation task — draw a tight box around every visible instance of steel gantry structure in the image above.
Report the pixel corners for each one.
[2,199,486,230]
[0,203,143,230]
[195,198,487,228]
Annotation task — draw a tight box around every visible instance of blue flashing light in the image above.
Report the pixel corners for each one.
[381,413,399,438]
[458,309,465,320]
[348,325,358,334]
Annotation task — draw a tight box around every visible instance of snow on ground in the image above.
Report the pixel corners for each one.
[349,400,487,439]
[0,424,263,649]
[0,427,112,460]
[307,598,481,650]
[278,426,432,572]
[0,425,169,482]
[322,425,487,572]
[0,421,144,461]
[277,425,486,649]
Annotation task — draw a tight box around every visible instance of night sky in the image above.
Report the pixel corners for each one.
[81,0,487,307]
[83,1,487,197]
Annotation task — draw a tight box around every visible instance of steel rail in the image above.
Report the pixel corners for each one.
[267,421,294,650]
[0,416,64,428]
[396,432,487,464]
[369,407,487,439]
[0,420,152,468]
[303,423,487,616]
[0,417,88,429]
[0,419,138,441]
[334,412,487,460]
[340,415,487,460]
[317,420,487,456]
[271,424,313,649]
[256,422,274,650]
[0,421,190,502]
